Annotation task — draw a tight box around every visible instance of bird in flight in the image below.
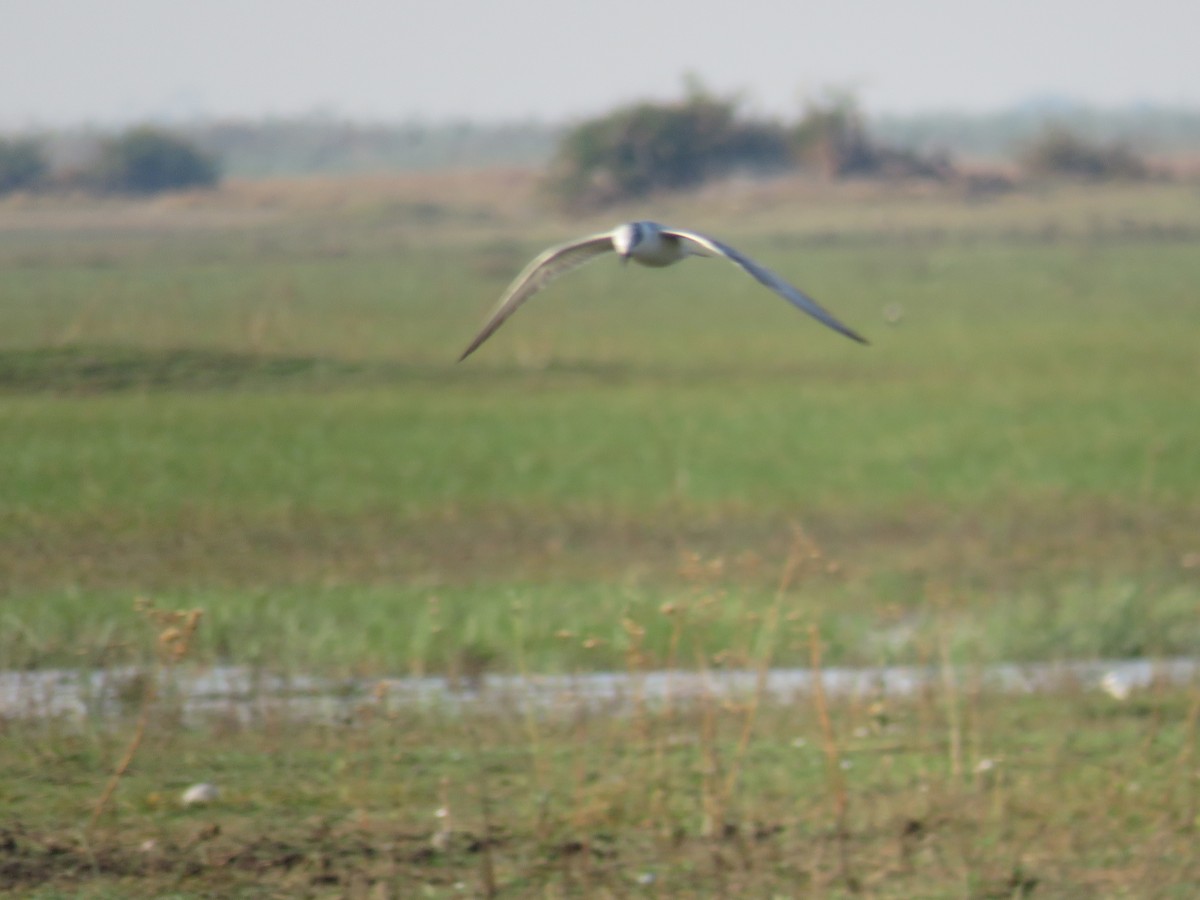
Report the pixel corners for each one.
[459,220,868,360]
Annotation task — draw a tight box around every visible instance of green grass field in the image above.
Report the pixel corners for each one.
[2,174,1199,895]
[3,177,1198,675]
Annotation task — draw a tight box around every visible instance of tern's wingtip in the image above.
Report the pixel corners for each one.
[458,336,486,362]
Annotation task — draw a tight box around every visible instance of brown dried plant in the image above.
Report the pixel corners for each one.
[88,598,203,833]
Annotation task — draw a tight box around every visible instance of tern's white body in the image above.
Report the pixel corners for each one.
[459,220,867,360]
[612,222,686,266]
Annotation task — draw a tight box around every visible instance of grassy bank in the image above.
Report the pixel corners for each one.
[5,672,1200,897]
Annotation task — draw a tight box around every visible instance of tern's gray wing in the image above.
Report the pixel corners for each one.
[459,233,615,360]
[661,228,869,345]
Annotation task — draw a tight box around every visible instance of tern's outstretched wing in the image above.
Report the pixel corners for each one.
[661,227,869,345]
[459,233,615,360]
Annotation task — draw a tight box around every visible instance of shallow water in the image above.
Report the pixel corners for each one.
[2,657,1195,725]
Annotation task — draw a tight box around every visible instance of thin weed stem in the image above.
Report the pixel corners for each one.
[722,527,809,808]
[1177,683,1200,831]
[809,622,857,890]
[88,600,202,834]
[938,625,964,781]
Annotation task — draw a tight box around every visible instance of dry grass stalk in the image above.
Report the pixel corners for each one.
[809,621,856,888]
[88,599,203,833]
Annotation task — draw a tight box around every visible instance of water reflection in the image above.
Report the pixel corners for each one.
[2,657,1195,725]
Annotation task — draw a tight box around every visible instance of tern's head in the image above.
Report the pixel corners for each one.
[611,222,644,263]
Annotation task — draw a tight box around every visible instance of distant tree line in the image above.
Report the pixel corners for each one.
[544,85,1166,207]
[0,126,218,196]
[875,100,1200,161]
[3,94,1194,201]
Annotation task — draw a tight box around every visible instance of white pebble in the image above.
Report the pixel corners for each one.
[1100,672,1131,701]
[180,782,220,807]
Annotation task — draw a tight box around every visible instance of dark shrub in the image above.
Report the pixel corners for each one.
[1019,127,1148,179]
[546,88,790,208]
[0,138,48,193]
[88,126,219,194]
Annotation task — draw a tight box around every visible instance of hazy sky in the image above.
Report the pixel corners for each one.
[4,0,1199,127]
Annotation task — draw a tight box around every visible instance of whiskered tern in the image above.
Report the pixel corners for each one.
[459,220,868,360]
